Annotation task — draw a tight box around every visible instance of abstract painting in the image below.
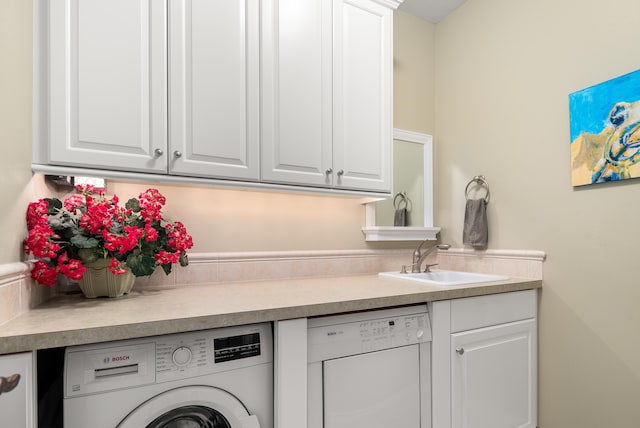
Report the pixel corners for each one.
[569,69,640,186]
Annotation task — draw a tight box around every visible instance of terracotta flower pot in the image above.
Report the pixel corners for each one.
[78,259,135,298]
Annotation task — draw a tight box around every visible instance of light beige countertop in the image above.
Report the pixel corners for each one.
[0,274,541,354]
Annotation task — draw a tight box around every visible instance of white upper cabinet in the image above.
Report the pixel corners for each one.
[333,0,392,192]
[262,0,333,188]
[37,0,400,194]
[47,0,168,173]
[169,0,260,180]
[262,0,393,192]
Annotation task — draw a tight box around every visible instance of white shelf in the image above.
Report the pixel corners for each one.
[361,226,440,241]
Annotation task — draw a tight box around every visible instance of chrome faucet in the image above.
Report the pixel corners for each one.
[407,241,451,273]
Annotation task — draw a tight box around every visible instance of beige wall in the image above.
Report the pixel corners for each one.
[435,0,640,425]
[106,181,370,252]
[375,12,434,226]
[394,11,435,134]
[0,0,48,265]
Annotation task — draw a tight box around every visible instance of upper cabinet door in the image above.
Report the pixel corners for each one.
[48,0,168,173]
[169,0,260,180]
[261,0,334,187]
[333,0,392,192]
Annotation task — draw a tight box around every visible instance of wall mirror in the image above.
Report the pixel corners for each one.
[362,129,440,241]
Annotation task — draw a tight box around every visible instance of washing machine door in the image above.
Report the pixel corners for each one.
[117,386,260,428]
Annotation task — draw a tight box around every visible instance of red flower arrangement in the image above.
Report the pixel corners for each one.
[24,185,194,286]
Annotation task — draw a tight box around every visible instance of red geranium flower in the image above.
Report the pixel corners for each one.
[166,221,194,252]
[63,194,84,213]
[25,186,193,286]
[139,188,166,223]
[108,258,127,275]
[30,260,58,286]
[154,250,181,265]
[144,223,158,242]
[23,224,60,258]
[26,200,49,229]
[57,253,86,281]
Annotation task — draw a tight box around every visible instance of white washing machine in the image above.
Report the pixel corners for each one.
[63,323,273,428]
[307,305,432,428]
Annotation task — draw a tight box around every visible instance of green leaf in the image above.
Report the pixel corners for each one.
[160,263,172,275]
[77,248,100,263]
[44,198,62,214]
[48,217,64,228]
[109,223,124,234]
[125,198,141,212]
[59,215,77,228]
[126,253,156,277]
[70,235,99,248]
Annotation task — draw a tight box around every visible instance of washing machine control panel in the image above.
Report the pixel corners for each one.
[63,322,273,400]
[151,324,271,383]
[156,337,207,375]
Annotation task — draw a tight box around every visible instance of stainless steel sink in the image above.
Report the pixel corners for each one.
[379,270,509,286]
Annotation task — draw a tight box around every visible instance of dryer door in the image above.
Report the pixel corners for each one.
[322,345,421,428]
[117,386,260,428]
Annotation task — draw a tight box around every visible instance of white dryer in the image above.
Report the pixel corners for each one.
[63,323,272,428]
[307,305,432,428]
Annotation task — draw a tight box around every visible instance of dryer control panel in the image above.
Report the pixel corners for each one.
[307,305,431,362]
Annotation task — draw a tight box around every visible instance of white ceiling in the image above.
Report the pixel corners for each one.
[398,0,467,23]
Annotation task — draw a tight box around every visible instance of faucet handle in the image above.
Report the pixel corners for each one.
[424,263,438,273]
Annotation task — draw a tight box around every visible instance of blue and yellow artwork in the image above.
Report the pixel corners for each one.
[569,69,640,186]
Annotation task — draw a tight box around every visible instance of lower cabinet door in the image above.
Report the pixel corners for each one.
[451,319,536,428]
[0,352,35,428]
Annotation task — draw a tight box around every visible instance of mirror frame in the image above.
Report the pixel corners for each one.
[362,129,440,241]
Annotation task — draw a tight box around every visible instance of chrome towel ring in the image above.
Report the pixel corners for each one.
[393,191,410,226]
[393,191,409,210]
[465,175,490,203]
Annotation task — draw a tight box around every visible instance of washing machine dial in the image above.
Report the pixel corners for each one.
[172,346,192,367]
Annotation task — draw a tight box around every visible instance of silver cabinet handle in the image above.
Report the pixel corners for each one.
[337,169,344,176]
[174,151,182,158]
[325,168,333,175]
[154,148,164,157]
[456,348,465,355]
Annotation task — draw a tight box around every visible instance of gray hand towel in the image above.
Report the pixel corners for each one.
[393,207,407,226]
[463,199,488,247]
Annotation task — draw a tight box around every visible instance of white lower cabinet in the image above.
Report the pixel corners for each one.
[273,290,538,428]
[432,290,537,428]
[0,352,36,428]
[451,319,536,428]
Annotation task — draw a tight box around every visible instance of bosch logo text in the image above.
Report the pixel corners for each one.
[111,355,130,362]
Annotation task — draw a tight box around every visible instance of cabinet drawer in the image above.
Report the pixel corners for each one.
[451,289,537,333]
